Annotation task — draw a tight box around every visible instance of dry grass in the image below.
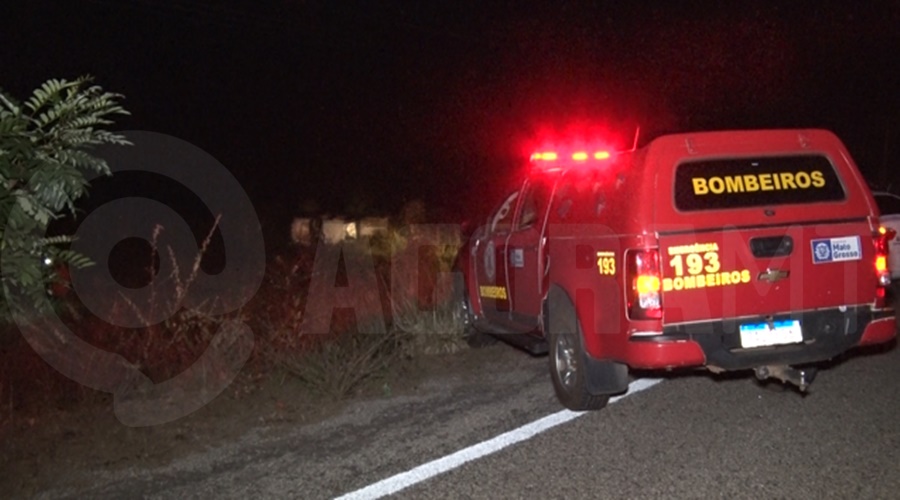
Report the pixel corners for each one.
[260,224,466,398]
[274,325,408,399]
[0,221,467,418]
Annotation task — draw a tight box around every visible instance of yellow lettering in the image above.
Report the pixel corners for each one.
[743,175,759,192]
[704,252,720,273]
[691,171,829,197]
[596,252,616,276]
[686,253,704,275]
[667,243,719,256]
[725,175,744,193]
[669,254,683,276]
[663,268,752,292]
[661,244,754,293]
[811,170,825,188]
[692,177,709,195]
[779,172,797,189]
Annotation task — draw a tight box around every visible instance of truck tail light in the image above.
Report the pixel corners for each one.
[875,226,895,302]
[627,248,662,319]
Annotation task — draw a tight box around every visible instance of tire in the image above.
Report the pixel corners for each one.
[452,272,497,348]
[546,292,610,411]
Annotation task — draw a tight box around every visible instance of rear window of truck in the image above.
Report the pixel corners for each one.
[674,155,846,211]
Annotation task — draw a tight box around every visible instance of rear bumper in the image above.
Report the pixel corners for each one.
[858,315,897,346]
[625,306,896,371]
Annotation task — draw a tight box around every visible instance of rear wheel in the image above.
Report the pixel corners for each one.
[452,273,497,348]
[546,292,610,411]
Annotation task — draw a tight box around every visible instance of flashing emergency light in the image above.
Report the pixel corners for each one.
[530,149,612,164]
[530,152,559,161]
[528,127,639,168]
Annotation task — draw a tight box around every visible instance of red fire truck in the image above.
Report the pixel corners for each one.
[456,129,896,411]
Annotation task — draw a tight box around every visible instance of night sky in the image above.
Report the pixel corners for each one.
[4,1,900,247]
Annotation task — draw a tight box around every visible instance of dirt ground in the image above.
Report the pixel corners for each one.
[0,344,501,498]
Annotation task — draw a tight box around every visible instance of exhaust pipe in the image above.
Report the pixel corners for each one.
[754,365,818,392]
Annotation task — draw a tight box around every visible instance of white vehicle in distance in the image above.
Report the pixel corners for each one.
[873,191,900,280]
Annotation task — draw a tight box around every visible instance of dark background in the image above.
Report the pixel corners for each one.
[3,1,900,249]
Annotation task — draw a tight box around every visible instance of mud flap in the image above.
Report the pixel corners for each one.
[583,355,629,396]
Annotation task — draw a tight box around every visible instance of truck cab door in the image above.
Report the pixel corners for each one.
[474,191,518,325]
[506,175,556,332]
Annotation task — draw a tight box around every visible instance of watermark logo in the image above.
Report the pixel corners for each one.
[2,131,265,426]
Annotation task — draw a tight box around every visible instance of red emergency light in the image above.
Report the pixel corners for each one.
[530,149,612,164]
[526,127,639,173]
[530,151,559,161]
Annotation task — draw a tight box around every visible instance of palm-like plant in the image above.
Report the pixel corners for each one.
[0,76,130,316]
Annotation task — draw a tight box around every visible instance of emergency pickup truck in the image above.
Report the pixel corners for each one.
[456,129,896,411]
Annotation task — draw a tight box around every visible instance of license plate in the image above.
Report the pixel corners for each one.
[739,319,803,348]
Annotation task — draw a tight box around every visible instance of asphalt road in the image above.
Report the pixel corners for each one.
[41,338,900,499]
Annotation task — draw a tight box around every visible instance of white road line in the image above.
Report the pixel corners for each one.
[334,378,663,500]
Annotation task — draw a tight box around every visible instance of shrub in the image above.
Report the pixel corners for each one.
[0,76,129,318]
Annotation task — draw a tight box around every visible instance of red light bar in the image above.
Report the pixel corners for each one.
[530,150,612,163]
[530,151,559,161]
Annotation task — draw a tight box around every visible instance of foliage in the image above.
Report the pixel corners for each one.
[260,223,467,399]
[0,76,129,317]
